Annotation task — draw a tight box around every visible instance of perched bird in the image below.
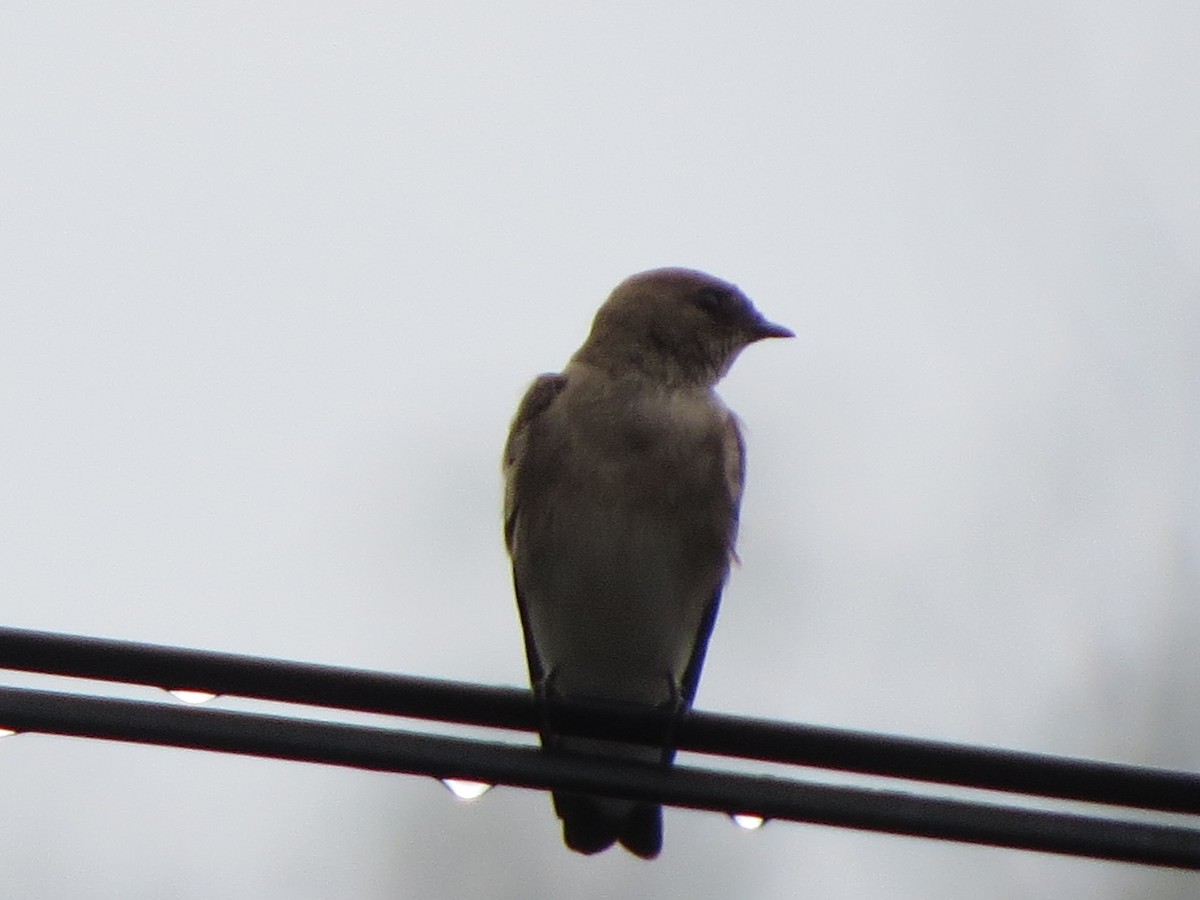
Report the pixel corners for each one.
[503,268,791,858]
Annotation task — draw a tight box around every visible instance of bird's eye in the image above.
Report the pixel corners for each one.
[693,287,740,322]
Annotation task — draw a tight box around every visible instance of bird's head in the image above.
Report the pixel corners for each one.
[573,268,793,387]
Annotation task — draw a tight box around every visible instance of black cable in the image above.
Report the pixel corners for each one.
[2,625,1197,814]
[0,684,1197,870]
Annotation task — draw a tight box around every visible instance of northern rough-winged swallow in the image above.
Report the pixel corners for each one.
[503,268,791,858]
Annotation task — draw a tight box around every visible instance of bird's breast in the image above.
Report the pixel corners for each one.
[510,382,738,706]
[562,386,727,490]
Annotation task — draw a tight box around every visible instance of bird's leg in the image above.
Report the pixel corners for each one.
[654,675,688,766]
[534,668,565,751]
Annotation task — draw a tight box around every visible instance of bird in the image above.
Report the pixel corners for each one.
[503,267,791,858]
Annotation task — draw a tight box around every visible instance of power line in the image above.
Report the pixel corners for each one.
[1,625,1196,813]
[1,625,1198,867]
[1,684,1198,870]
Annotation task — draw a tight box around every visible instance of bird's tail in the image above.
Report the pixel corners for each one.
[553,791,662,859]
[544,730,672,859]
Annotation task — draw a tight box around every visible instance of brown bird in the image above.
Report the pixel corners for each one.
[503,268,791,857]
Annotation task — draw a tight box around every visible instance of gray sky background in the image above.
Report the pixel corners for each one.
[2,4,1198,898]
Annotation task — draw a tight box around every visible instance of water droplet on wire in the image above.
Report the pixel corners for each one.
[166,689,219,705]
[731,813,765,830]
[441,779,493,801]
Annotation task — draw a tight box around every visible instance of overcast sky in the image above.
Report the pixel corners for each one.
[1,4,1198,898]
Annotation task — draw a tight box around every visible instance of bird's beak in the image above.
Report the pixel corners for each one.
[749,319,794,340]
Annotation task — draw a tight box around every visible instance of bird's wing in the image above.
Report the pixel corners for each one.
[503,373,568,550]
[503,373,569,688]
[679,411,745,707]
